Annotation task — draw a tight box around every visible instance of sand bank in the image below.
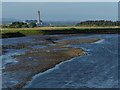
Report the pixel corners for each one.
[2,34,100,88]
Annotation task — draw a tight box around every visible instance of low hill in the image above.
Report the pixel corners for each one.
[76,20,120,27]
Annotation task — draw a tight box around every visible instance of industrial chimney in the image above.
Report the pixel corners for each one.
[37,11,40,24]
[118,1,120,21]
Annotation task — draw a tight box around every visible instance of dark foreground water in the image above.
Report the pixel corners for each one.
[22,34,118,88]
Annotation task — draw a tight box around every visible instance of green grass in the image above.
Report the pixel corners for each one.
[1,27,120,38]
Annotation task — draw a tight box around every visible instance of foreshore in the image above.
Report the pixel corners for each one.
[2,34,100,88]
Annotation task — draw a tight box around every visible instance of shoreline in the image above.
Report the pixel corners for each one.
[2,34,100,88]
[24,52,89,88]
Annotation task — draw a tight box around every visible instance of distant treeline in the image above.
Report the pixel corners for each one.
[1,20,120,28]
[76,20,120,27]
[1,22,37,28]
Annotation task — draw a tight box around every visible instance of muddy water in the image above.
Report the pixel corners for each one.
[1,34,97,70]
[24,34,118,88]
[1,35,52,69]
[1,34,119,88]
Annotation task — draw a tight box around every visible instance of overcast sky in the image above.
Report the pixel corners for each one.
[2,2,118,21]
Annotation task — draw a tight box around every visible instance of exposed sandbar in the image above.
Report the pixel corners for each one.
[2,34,100,88]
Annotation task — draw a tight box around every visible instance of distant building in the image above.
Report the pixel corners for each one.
[118,1,120,21]
[24,11,51,26]
[37,11,40,24]
[36,10,43,26]
[24,20,37,24]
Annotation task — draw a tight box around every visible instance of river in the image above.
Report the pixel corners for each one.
[24,34,118,88]
[1,34,119,88]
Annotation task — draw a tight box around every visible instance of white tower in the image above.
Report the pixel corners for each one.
[118,1,120,21]
[37,11,40,24]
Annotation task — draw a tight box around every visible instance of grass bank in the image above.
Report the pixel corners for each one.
[1,26,120,38]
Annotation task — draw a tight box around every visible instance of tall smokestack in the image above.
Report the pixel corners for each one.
[118,1,120,21]
[37,11,40,24]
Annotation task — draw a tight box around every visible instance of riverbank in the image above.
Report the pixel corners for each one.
[1,26,120,38]
[2,34,100,88]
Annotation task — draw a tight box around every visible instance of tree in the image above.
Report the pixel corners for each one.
[1,25,8,28]
[9,24,15,28]
[14,25,21,28]
[22,24,29,28]
[28,23,36,28]
[76,20,120,27]
[9,22,29,28]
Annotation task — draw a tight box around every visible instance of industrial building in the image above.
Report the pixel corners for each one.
[24,11,44,26]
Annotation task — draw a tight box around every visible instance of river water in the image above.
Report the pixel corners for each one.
[24,34,118,88]
[1,34,119,88]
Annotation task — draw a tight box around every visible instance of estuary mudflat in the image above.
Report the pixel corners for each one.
[1,34,118,88]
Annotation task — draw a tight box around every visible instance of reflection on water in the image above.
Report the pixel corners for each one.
[55,34,104,42]
[29,45,47,49]
[1,49,26,69]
